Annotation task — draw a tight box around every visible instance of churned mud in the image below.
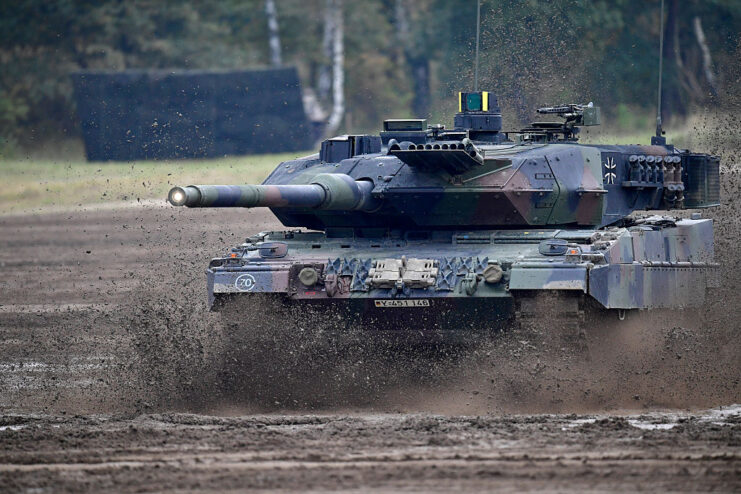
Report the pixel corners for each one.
[1,408,739,493]
[0,165,739,491]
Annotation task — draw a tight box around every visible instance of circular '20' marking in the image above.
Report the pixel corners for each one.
[234,274,257,292]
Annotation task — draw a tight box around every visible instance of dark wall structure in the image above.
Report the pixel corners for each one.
[72,68,314,161]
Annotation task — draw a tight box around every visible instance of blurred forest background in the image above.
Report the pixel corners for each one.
[1,0,739,156]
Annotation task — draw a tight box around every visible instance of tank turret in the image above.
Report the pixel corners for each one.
[168,91,719,231]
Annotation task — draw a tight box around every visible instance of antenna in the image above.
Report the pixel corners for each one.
[474,0,481,91]
[654,0,665,143]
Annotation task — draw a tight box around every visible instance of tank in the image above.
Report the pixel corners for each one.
[168,91,720,335]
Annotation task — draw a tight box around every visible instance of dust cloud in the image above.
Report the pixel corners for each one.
[127,174,741,416]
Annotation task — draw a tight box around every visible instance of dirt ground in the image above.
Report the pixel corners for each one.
[0,167,739,491]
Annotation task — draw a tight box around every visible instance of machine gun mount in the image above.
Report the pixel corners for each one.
[519,102,601,142]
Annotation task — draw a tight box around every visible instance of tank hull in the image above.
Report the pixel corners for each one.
[207,217,717,332]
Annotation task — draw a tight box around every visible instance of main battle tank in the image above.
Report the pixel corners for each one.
[168,92,720,334]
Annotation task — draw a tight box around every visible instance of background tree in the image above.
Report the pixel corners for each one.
[0,0,738,151]
[265,0,282,67]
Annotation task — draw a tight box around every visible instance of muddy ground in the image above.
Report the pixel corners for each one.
[0,167,739,491]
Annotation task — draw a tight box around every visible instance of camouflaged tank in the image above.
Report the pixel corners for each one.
[168,91,720,334]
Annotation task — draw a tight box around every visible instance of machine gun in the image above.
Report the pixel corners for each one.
[519,103,601,141]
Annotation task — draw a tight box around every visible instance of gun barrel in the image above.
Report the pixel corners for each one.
[168,173,379,211]
[168,184,326,208]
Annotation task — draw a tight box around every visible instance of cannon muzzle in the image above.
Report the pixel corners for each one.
[168,173,379,211]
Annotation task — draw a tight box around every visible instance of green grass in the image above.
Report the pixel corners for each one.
[0,151,313,215]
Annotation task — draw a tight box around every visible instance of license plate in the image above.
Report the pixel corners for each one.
[374,299,430,308]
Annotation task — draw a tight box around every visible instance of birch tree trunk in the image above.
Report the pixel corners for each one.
[394,0,430,118]
[693,16,718,98]
[317,0,334,103]
[325,0,345,137]
[672,7,703,100]
[265,0,282,67]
